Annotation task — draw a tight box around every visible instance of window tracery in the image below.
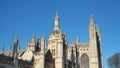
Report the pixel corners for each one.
[81,54,89,68]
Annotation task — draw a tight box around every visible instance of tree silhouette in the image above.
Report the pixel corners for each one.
[108,53,120,68]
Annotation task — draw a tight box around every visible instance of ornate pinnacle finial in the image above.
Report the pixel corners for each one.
[14,35,18,45]
[55,11,59,20]
[54,11,60,31]
[90,14,94,21]
[90,14,95,27]
[76,35,79,44]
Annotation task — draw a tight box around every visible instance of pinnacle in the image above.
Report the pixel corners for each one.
[90,14,94,21]
[56,11,58,16]
[32,34,36,43]
[55,11,59,20]
[90,14,95,26]
[14,34,18,41]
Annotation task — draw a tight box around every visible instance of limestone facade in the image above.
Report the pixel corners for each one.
[0,12,103,68]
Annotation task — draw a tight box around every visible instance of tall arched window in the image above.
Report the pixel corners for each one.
[81,54,89,68]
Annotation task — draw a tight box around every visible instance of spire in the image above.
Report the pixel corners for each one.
[89,15,97,43]
[76,35,79,44]
[41,36,45,46]
[13,35,19,59]
[17,43,20,53]
[90,14,94,27]
[1,44,4,54]
[54,11,60,31]
[89,15,95,36]
[14,35,18,45]
[9,44,12,56]
[37,37,41,47]
[41,36,45,54]
[55,11,59,20]
[32,34,36,44]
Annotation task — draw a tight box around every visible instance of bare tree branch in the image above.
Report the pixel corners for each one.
[108,53,120,68]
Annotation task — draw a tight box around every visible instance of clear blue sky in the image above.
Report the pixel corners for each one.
[0,0,120,68]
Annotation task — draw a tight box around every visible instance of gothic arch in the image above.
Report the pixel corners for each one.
[80,53,89,68]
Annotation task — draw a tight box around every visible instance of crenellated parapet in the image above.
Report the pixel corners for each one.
[79,42,89,47]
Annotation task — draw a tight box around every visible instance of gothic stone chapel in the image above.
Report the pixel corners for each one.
[0,12,103,68]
